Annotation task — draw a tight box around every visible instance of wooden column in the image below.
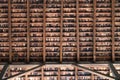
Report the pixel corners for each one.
[76,0,79,62]
[58,68,60,80]
[60,0,63,63]
[25,74,28,80]
[93,0,96,62]
[8,0,12,63]
[41,67,44,80]
[75,67,78,80]
[91,74,94,80]
[43,0,46,63]
[112,0,115,62]
[8,67,11,77]
[27,0,30,63]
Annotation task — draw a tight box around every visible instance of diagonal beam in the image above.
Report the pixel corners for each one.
[72,63,116,80]
[3,64,44,80]
[0,63,9,80]
[108,62,120,79]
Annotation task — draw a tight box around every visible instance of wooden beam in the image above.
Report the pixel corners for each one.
[3,64,44,80]
[60,0,63,63]
[108,62,120,79]
[91,74,94,80]
[75,67,78,80]
[8,0,12,63]
[43,0,46,63]
[7,67,11,78]
[41,67,44,80]
[25,74,28,80]
[0,64,9,80]
[58,68,60,80]
[72,64,116,80]
[93,0,96,62]
[76,0,79,62]
[112,0,115,62]
[27,0,30,63]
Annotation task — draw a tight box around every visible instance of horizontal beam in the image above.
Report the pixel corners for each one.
[72,63,116,80]
[3,64,44,80]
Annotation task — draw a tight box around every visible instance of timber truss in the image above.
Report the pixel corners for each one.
[0,62,120,80]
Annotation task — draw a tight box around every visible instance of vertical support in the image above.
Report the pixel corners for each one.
[58,68,60,80]
[8,0,12,63]
[112,0,115,62]
[8,67,11,77]
[27,0,30,63]
[76,0,79,62]
[25,74,28,80]
[43,0,46,63]
[91,74,94,80]
[60,0,63,63]
[75,67,78,80]
[41,67,44,80]
[93,0,96,62]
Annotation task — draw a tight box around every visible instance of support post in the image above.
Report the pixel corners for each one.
[112,0,115,62]
[8,0,12,63]
[76,0,79,62]
[43,0,46,63]
[27,0,30,63]
[93,0,96,62]
[60,0,63,63]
